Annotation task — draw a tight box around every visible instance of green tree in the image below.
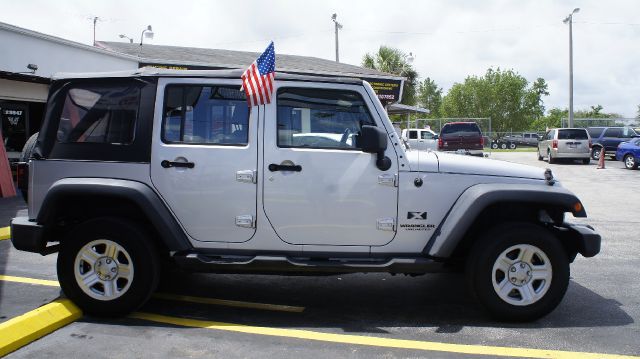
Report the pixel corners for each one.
[362,46,418,105]
[531,107,566,130]
[417,77,442,117]
[440,68,548,134]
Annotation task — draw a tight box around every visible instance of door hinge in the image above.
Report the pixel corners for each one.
[376,218,396,231]
[235,215,256,228]
[378,173,398,187]
[236,170,257,184]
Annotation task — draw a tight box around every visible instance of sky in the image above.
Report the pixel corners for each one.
[1,0,639,117]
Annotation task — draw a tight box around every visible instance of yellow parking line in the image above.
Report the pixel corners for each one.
[131,312,639,359]
[0,275,303,313]
[0,299,82,357]
[0,275,59,287]
[152,293,304,313]
[0,226,10,240]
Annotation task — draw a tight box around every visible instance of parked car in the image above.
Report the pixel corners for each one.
[493,132,541,149]
[401,128,438,151]
[587,126,639,160]
[437,122,483,156]
[615,138,640,170]
[538,128,591,164]
[11,68,600,321]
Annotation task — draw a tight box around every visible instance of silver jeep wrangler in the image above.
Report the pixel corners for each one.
[11,68,600,321]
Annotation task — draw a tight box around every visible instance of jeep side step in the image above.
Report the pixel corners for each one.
[172,253,449,275]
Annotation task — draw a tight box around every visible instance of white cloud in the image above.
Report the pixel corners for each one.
[1,0,638,117]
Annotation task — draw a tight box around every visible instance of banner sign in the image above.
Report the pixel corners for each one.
[362,77,403,105]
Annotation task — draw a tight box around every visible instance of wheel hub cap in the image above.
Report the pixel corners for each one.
[73,239,134,301]
[95,257,118,281]
[508,262,532,286]
[491,244,552,306]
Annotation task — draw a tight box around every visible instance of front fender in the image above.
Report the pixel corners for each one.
[425,183,586,258]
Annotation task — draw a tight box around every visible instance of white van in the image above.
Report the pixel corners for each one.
[401,128,438,151]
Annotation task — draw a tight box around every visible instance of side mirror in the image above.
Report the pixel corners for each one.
[359,125,392,171]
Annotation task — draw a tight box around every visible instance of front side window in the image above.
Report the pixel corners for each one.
[277,88,375,150]
[421,131,434,140]
[163,85,249,145]
[57,84,140,144]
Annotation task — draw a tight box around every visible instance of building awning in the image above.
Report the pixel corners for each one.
[386,103,430,115]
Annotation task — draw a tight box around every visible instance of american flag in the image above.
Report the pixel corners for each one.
[241,42,276,106]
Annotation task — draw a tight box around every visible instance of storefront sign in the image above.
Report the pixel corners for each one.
[362,77,404,105]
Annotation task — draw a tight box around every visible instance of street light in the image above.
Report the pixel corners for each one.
[119,34,133,43]
[140,25,154,46]
[563,8,580,128]
[331,13,343,62]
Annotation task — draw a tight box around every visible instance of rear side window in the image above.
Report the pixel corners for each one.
[604,128,623,138]
[558,129,588,140]
[441,123,481,136]
[408,130,418,139]
[162,85,248,145]
[56,85,140,144]
[276,88,375,150]
[587,128,604,138]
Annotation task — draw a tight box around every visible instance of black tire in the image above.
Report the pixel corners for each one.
[19,132,39,202]
[624,154,638,170]
[466,222,570,321]
[547,150,555,164]
[491,142,499,150]
[500,143,507,149]
[591,146,602,160]
[582,158,590,165]
[509,142,517,150]
[57,217,160,317]
[537,151,543,161]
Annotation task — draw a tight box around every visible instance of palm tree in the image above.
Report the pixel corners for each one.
[362,46,418,105]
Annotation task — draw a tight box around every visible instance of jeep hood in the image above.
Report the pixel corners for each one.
[404,151,546,180]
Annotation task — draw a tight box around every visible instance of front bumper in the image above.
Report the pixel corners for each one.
[560,222,601,258]
[10,216,50,255]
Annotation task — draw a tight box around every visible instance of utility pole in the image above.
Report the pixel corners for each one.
[563,8,580,128]
[331,13,343,62]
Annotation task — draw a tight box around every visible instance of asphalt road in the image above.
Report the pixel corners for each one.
[1,152,639,358]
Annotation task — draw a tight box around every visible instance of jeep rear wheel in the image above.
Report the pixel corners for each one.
[466,222,569,321]
[57,217,160,317]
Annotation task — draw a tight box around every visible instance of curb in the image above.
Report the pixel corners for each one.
[0,226,9,240]
[0,299,82,357]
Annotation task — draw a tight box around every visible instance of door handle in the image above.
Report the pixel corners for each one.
[161,160,195,169]
[268,163,302,172]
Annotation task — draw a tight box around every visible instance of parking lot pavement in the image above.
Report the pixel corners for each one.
[2,153,640,358]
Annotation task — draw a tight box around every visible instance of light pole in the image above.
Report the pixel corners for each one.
[140,25,154,46]
[119,34,133,43]
[563,8,579,128]
[331,13,343,62]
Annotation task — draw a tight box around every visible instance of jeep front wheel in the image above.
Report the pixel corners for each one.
[467,222,569,321]
[57,217,160,317]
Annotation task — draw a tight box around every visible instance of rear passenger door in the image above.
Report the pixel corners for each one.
[150,78,258,243]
